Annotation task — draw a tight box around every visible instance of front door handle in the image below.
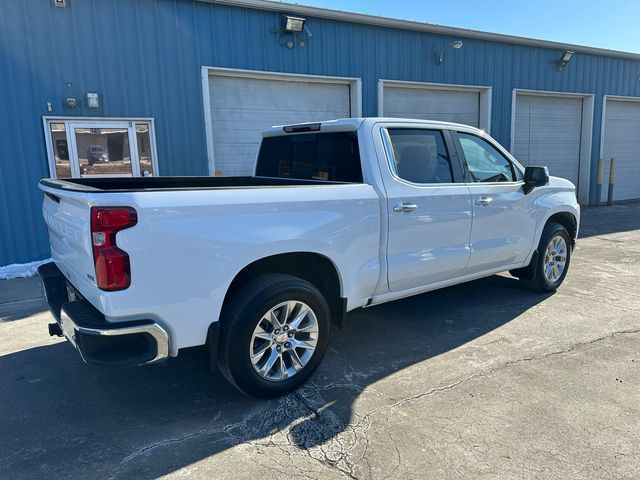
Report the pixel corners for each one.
[475,197,493,206]
[393,202,418,213]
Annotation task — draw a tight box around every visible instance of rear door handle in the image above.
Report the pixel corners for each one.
[393,202,418,213]
[475,197,493,206]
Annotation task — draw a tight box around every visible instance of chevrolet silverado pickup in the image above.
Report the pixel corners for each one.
[38,118,579,398]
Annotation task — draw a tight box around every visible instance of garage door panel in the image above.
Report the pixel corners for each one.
[513,94,582,187]
[602,99,640,201]
[211,78,349,110]
[383,86,480,127]
[213,105,351,119]
[209,75,351,175]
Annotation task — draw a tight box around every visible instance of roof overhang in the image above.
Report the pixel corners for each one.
[199,0,640,61]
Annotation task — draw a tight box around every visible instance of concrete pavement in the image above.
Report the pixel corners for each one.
[1,202,639,479]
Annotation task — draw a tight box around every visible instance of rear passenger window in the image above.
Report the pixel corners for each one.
[385,129,454,184]
[255,132,362,182]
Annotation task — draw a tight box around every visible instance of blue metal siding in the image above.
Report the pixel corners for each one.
[1,0,640,265]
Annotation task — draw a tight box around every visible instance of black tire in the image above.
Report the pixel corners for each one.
[519,222,572,292]
[217,274,331,398]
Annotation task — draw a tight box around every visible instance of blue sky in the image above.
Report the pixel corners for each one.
[282,0,640,53]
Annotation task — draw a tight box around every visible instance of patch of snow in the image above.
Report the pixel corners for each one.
[0,258,52,280]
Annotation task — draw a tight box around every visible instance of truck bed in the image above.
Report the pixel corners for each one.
[39,176,346,193]
[39,173,380,356]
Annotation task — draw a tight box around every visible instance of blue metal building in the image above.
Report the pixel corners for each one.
[2,0,640,267]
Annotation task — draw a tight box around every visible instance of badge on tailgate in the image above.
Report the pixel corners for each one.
[43,210,82,243]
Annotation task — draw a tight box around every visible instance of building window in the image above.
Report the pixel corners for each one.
[44,118,158,179]
[135,123,155,176]
[49,123,72,178]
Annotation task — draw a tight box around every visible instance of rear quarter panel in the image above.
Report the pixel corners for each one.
[96,184,381,354]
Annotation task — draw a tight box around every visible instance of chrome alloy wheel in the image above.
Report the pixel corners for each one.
[249,301,319,382]
[543,235,567,283]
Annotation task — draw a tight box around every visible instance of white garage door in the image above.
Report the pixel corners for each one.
[382,86,480,127]
[602,99,640,201]
[209,75,351,175]
[513,94,583,187]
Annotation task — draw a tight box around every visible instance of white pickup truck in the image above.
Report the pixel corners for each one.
[38,118,579,398]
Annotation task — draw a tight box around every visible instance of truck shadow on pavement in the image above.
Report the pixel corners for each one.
[0,274,552,480]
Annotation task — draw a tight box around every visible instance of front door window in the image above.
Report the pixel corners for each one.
[44,119,157,178]
[457,132,522,182]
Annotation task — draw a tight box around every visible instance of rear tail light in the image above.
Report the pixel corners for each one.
[90,207,137,291]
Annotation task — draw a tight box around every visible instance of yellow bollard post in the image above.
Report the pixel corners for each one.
[607,158,616,206]
[595,159,604,206]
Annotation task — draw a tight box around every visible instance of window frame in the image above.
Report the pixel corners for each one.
[452,130,524,184]
[381,127,466,186]
[43,117,159,179]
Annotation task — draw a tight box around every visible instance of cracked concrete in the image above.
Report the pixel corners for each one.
[1,202,639,480]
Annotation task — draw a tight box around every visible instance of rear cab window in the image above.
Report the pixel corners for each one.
[255,131,363,182]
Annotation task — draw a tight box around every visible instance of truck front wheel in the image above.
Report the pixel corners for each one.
[517,222,572,292]
[217,274,331,398]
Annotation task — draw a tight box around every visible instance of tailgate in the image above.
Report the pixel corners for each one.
[39,184,97,296]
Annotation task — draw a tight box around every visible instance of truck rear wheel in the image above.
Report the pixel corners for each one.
[217,274,331,398]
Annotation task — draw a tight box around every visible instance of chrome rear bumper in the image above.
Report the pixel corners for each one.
[38,262,169,367]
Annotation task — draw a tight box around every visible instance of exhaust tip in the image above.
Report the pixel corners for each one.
[48,323,63,337]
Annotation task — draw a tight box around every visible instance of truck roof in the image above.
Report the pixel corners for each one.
[263,117,484,136]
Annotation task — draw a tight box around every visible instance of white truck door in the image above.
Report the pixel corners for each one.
[453,130,538,273]
[379,126,473,292]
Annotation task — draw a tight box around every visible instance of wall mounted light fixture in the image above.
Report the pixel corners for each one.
[284,16,306,33]
[556,50,574,71]
[272,15,312,49]
[435,40,463,65]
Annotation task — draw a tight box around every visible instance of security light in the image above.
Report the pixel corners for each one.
[273,15,312,49]
[284,16,306,33]
[435,40,464,65]
[557,50,575,71]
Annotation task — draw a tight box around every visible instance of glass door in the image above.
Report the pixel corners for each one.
[67,122,138,177]
[45,118,157,179]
